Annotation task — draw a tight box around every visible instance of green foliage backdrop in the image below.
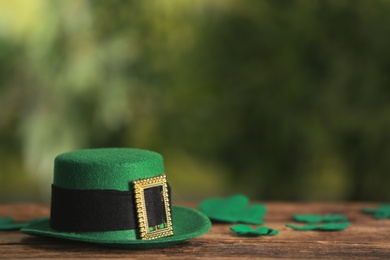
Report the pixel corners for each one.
[0,0,389,201]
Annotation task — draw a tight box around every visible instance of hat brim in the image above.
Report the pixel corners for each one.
[21,206,211,249]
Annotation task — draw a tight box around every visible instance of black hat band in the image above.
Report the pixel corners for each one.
[50,184,171,232]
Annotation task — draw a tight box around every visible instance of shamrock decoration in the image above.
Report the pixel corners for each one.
[199,194,266,224]
[293,214,348,223]
[286,222,350,231]
[362,204,390,219]
[230,224,278,236]
[286,213,350,231]
[0,217,44,231]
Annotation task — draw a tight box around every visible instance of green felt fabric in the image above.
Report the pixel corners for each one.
[20,148,211,248]
[362,204,390,219]
[0,217,18,230]
[293,214,348,223]
[0,217,44,231]
[287,213,350,231]
[199,195,266,224]
[54,148,164,190]
[285,222,350,231]
[230,224,278,236]
[21,206,211,249]
[0,217,12,225]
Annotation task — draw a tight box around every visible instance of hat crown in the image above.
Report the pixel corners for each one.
[53,148,164,191]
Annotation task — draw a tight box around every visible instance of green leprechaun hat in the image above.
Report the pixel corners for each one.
[21,148,211,248]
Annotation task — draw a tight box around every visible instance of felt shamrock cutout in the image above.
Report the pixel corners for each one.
[286,222,350,231]
[230,224,278,236]
[0,217,13,224]
[286,213,350,231]
[293,214,348,223]
[0,217,27,230]
[0,217,43,231]
[199,194,266,224]
[362,204,390,219]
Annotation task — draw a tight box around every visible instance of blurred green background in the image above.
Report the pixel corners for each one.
[1,0,390,202]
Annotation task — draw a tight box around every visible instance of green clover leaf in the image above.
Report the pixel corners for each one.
[230,224,278,236]
[199,194,266,224]
[0,217,13,225]
[293,214,348,223]
[286,222,350,231]
[363,204,390,219]
[0,217,45,231]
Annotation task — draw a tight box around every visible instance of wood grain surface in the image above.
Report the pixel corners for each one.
[0,202,389,259]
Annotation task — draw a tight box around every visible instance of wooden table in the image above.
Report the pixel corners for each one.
[0,202,389,259]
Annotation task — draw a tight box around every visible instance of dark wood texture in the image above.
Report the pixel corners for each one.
[0,202,389,259]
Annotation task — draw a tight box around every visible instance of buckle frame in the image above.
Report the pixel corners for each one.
[133,174,173,240]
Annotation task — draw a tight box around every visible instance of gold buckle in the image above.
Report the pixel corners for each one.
[133,174,174,240]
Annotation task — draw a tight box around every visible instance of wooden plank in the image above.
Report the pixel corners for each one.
[0,202,389,259]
